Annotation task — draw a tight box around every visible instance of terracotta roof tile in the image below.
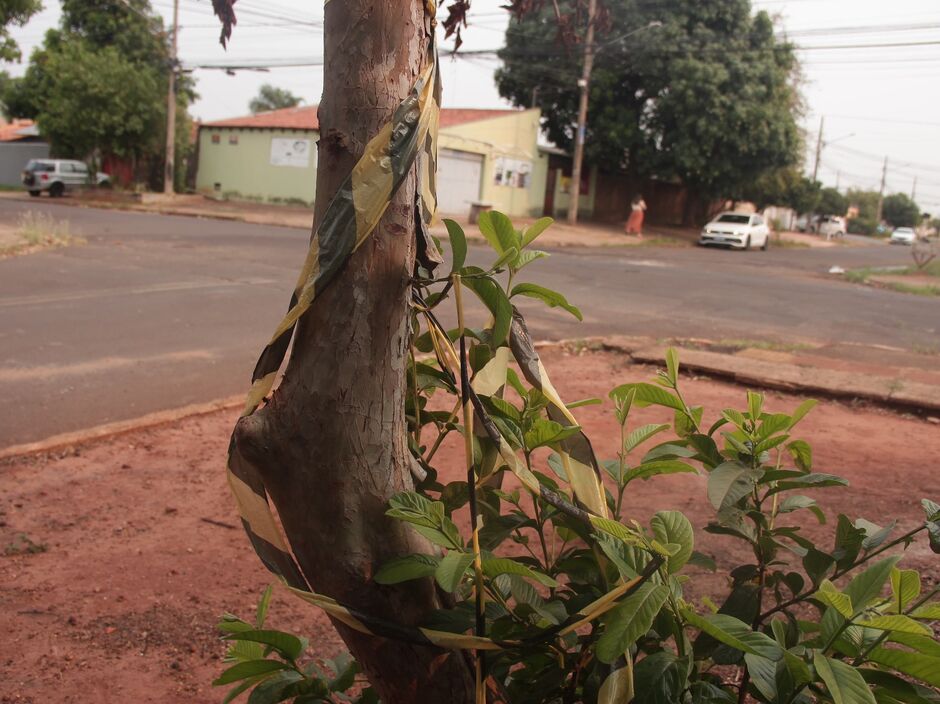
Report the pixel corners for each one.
[0,119,37,142]
[202,106,524,131]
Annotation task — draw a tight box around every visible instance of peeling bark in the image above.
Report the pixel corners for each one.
[233,1,476,701]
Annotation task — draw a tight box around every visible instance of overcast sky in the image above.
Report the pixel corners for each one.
[5,0,940,211]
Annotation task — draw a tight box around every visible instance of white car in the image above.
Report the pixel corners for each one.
[890,227,916,245]
[699,212,771,250]
[21,158,110,197]
[815,216,846,239]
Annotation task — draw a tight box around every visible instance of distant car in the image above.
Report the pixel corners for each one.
[814,215,846,238]
[889,227,916,245]
[21,159,110,197]
[699,212,771,250]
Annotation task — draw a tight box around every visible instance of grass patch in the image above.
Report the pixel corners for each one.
[1,211,84,256]
[635,236,689,248]
[843,260,940,297]
[664,337,815,354]
[3,533,47,556]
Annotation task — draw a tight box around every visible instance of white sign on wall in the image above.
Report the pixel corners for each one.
[270,137,311,168]
[493,157,532,189]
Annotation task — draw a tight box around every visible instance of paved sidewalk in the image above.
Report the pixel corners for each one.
[593,336,940,415]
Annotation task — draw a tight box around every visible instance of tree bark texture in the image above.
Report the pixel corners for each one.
[233,2,476,702]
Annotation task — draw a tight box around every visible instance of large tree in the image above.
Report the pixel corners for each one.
[882,192,920,228]
[0,0,41,62]
[3,0,194,187]
[228,1,476,701]
[496,0,802,206]
[249,84,303,114]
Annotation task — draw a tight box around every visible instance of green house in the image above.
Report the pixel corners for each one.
[195,105,596,219]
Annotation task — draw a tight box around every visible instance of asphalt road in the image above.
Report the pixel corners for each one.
[1,198,935,447]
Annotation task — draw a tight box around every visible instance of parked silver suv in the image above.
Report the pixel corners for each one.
[21,159,110,197]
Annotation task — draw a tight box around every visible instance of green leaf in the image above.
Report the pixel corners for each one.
[491,246,519,271]
[461,274,512,347]
[909,603,940,620]
[477,210,519,254]
[434,551,475,592]
[255,586,273,629]
[747,391,763,422]
[707,462,762,513]
[512,248,549,271]
[247,670,305,704]
[786,440,813,471]
[765,472,848,496]
[681,609,783,660]
[861,669,940,704]
[223,630,305,661]
[626,423,671,453]
[597,583,671,663]
[509,282,582,320]
[610,382,685,411]
[891,568,921,613]
[664,348,680,386]
[689,681,736,703]
[590,516,642,545]
[444,219,467,273]
[844,557,902,615]
[328,652,359,692]
[889,631,940,657]
[687,551,717,572]
[815,580,854,619]
[632,651,687,704]
[756,412,792,440]
[482,557,558,587]
[524,418,582,450]
[214,660,292,686]
[858,615,932,635]
[598,665,634,704]
[814,652,877,704]
[869,647,940,687]
[623,459,697,484]
[923,499,940,522]
[374,554,440,584]
[651,511,694,573]
[788,399,818,428]
[744,652,778,701]
[778,495,825,523]
[521,216,554,247]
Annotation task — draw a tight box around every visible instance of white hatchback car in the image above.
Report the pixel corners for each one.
[889,227,916,245]
[699,212,771,250]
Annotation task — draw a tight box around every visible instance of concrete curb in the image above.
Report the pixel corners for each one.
[0,395,243,462]
[614,343,940,415]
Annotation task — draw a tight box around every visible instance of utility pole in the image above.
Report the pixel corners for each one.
[163,0,179,195]
[568,0,597,225]
[876,156,888,224]
[836,171,841,191]
[812,116,824,182]
[912,176,917,202]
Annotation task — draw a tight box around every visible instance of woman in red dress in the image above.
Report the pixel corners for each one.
[625,194,647,237]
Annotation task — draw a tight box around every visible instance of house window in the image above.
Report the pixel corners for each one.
[228,134,239,145]
[211,133,220,144]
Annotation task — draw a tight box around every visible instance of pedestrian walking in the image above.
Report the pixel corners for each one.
[625,194,647,237]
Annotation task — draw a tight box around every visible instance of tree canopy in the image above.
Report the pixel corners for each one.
[3,0,195,186]
[0,0,41,62]
[249,84,303,113]
[496,0,803,201]
[882,192,920,228]
[817,186,847,216]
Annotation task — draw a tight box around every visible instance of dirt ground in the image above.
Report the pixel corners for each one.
[2,347,938,703]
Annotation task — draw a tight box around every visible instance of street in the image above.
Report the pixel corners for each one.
[0,199,936,447]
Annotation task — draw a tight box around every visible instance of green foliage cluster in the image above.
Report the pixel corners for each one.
[250,84,304,114]
[2,0,195,188]
[882,194,921,229]
[496,1,802,201]
[216,586,378,704]
[0,0,41,62]
[218,213,940,703]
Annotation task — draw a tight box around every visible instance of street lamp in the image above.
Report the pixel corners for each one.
[568,18,663,225]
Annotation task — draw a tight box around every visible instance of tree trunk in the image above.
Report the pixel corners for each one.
[233,1,476,701]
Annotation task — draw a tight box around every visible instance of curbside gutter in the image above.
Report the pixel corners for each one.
[0,395,243,463]
[3,338,937,463]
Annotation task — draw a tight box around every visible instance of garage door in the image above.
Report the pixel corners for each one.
[437,149,483,216]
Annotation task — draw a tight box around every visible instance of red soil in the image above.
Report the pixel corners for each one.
[2,348,938,703]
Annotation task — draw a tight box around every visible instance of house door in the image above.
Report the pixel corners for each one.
[437,149,483,216]
[543,168,557,216]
